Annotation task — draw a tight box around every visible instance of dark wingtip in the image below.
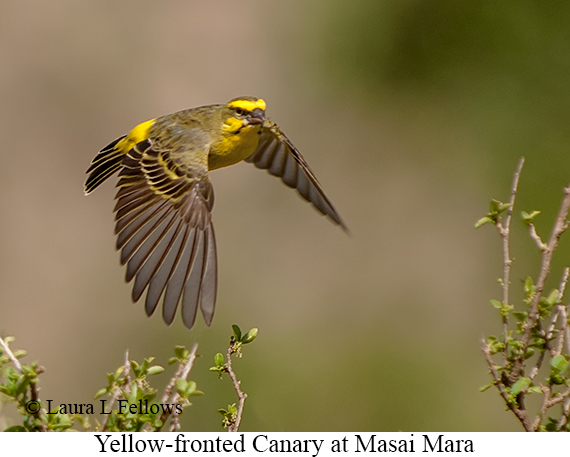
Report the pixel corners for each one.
[339,221,352,237]
[327,208,351,237]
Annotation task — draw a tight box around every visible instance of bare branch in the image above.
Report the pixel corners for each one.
[560,305,570,356]
[0,337,22,371]
[497,157,525,360]
[168,413,181,432]
[554,268,570,357]
[534,384,552,431]
[557,396,570,430]
[527,223,547,251]
[549,267,570,357]
[528,350,546,381]
[557,267,570,301]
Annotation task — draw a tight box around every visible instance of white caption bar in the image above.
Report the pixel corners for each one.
[1,432,567,455]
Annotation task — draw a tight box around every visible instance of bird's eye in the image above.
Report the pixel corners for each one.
[235,108,245,117]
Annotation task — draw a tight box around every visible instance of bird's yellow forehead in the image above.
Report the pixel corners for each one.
[227,98,266,112]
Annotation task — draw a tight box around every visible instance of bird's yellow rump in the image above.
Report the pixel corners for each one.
[85,96,347,329]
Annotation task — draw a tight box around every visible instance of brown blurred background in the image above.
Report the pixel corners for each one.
[2,0,570,431]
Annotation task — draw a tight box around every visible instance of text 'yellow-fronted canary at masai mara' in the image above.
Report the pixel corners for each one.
[85,96,347,330]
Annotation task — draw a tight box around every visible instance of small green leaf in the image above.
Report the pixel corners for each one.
[551,355,569,374]
[130,382,138,400]
[490,299,502,309]
[475,216,494,229]
[214,353,224,367]
[174,346,189,361]
[545,418,557,431]
[176,378,189,393]
[232,325,242,341]
[546,289,560,307]
[114,366,125,380]
[511,377,531,395]
[497,203,511,213]
[146,366,165,376]
[13,350,27,359]
[242,328,258,344]
[14,376,29,395]
[490,199,510,215]
[94,388,108,399]
[185,381,197,395]
[521,210,541,225]
[131,360,142,377]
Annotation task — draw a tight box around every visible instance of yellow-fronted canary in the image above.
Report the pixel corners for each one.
[85,97,346,329]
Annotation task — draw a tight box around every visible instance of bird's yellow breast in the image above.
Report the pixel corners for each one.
[208,118,261,170]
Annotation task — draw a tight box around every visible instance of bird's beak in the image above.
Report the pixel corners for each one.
[246,108,266,125]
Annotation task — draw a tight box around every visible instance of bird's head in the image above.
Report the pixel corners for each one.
[222,97,267,134]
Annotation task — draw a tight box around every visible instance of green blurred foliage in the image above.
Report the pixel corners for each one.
[315,0,570,209]
[314,0,570,305]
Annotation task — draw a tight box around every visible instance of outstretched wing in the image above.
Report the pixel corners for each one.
[114,137,217,329]
[245,121,348,232]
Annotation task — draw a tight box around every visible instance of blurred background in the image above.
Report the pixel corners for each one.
[2,0,570,432]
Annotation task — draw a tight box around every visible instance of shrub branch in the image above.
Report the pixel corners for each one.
[480,157,570,431]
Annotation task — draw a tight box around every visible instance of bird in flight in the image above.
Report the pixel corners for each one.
[85,96,347,329]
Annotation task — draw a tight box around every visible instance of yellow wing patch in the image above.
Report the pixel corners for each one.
[115,119,155,154]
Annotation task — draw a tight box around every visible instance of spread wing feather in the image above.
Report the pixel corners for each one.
[109,138,217,329]
[84,136,128,194]
[246,121,348,232]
